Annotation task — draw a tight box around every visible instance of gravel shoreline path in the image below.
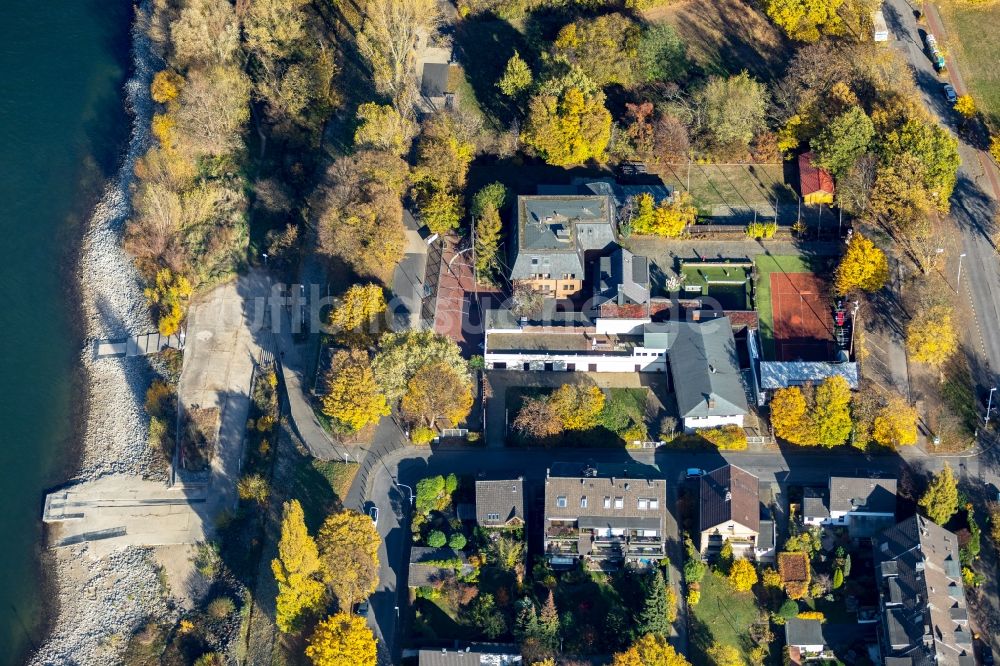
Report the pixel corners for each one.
[29,6,181,663]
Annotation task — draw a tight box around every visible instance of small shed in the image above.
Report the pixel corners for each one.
[798,152,835,205]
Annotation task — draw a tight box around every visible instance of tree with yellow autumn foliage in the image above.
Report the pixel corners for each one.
[329,284,386,339]
[151,70,184,105]
[521,77,612,166]
[317,509,381,608]
[144,268,192,336]
[835,233,888,295]
[872,394,918,447]
[400,361,474,428]
[954,95,976,120]
[729,558,758,592]
[272,500,326,633]
[550,383,606,430]
[906,302,957,367]
[612,634,692,666]
[764,0,845,42]
[305,612,377,666]
[631,192,697,237]
[322,349,390,433]
[770,385,812,445]
[812,375,852,447]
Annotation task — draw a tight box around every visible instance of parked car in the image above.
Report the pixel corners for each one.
[982,645,994,666]
[943,83,958,104]
[368,505,379,527]
[686,468,706,478]
[354,600,370,617]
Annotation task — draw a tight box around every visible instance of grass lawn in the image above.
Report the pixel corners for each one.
[657,163,795,218]
[689,572,764,665]
[939,0,1000,127]
[286,455,358,532]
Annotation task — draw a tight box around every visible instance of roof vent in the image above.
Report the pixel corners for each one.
[709,364,717,373]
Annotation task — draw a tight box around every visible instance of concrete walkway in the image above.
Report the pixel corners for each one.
[43,273,269,553]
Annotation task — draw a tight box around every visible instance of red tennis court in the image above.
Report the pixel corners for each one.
[770,272,834,361]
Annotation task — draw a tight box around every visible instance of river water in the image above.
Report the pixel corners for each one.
[0,2,132,662]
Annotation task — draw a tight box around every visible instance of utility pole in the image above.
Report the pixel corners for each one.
[849,300,860,358]
[957,252,967,291]
[838,207,843,238]
[986,387,997,428]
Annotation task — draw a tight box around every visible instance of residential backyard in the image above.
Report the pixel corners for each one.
[689,571,765,665]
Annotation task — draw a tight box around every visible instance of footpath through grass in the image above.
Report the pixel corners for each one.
[752,254,813,359]
[939,0,1000,127]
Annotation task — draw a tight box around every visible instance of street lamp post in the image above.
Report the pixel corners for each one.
[986,387,997,428]
[395,481,415,507]
[957,252,967,291]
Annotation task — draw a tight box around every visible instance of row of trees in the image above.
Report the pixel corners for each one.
[321,294,474,440]
[271,500,381,664]
[770,376,919,448]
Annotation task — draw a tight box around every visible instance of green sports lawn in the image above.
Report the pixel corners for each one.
[657,163,795,217]
[753,254,813,360]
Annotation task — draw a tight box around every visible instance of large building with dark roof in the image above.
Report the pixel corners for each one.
[803,476,897,538]
[509,194,616,297]
[698,464,761,558]
[542,466,667,569]
[874,515,973,665]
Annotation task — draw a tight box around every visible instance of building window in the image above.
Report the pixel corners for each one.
[487,513,500,521]
[557,496,567,508]
[649,499,659,510]
[638,498,649,510]
[580,496,588,508]
[614,497,624,510]
[604,496,611,509]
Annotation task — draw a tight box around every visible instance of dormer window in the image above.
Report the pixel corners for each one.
[556,496,567,508]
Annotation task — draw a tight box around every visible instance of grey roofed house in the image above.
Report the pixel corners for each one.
[536,177,674,210]
[650,318,748,421]
[421,62,451,98]
[418,645,523,666]
[802,487,830,523]
[874,515,971,665]
[475,478,525,528]
[699,464,759,533]
[509,194,615,282]
[759,361,860,390]
[829,476,897,514]
[594,246,650,307]
[408,547,473,588]
[785,618,826,650]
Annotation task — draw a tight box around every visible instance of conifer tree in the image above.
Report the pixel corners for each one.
[636,569,671,638]
[272,500,326,632]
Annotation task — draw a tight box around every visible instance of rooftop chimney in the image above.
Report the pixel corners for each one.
[708,397,716,409]
[725,490,732,502]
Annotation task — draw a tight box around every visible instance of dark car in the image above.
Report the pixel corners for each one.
[943,83,958,104]
[982,645,994,666]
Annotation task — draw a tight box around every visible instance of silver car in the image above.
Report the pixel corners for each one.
[943,83,958,104]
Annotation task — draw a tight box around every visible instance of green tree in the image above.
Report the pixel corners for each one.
[237,474,270,506]
[636,570,672,637]
[497,51,532,97]
[881,117,961,211]
[469,593,507,639]
[373,330,468,402]
[415,475,451,515]
[919,464,959,525]
[471,182,509,217]
[521,76,612,166]
[271,500,325,632]
[474,206,502,281]
[684,557,707,583]
[427,530,447,547]
[448,533,467,549]
[813,106,875,177]
[832,567,844,589]
[696,72,768,153]
[550,14,641,87]
[637,23,688,83]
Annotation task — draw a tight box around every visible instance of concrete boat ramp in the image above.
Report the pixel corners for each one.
[43,475,210,555]
[44,272,269,556]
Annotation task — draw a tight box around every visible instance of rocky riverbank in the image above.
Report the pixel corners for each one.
[29,6,180,664]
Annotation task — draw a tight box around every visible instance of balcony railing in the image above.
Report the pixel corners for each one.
[546,526,580,539]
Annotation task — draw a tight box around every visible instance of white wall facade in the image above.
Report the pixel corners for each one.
[485,348,667,373]
[682,414,745,432]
